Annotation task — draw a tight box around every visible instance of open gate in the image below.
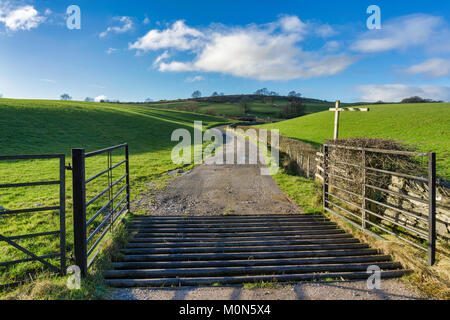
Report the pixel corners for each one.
[71,143,130,276]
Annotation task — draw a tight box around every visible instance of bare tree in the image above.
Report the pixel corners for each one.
[288,90,302,98]
[191,90,201,99]
[254,88,269,95]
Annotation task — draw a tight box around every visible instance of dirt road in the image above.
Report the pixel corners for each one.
[117,128,425,301]
[136,127,300,216]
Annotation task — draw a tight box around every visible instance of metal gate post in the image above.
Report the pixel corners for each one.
[428,152,436,266]
[323,145,328,211]
[125,144,131,212]
[362,149,366,230]
[59,155,66,274]
[72,148,88,276]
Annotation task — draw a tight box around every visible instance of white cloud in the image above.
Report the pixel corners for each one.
[357,84,450,102]
[0,5,45,31]
[100,16,133,38]
[131,16,356,80]
[106,48,117,54]
[404,58,450,78]
[301,55,356,78]
[352,14,445,53]
[315,24,337,37]
[278,15,306,33]
[143,17,150,25]
[152,50,170,67]
[129,20,204,51]
[94,95,107,102]
[185,75,204,82]
[323,40,340,52]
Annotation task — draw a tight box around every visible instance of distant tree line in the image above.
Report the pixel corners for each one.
[400,96,443,104]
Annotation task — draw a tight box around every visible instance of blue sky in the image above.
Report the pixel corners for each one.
[1,0,449,102]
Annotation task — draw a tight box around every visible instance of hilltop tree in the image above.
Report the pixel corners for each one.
[254,88,269,96]
[288,91,302,98]
[84,97,94,102]
[191,90,201,99]
[145,98,153,102]
[211,92,219,97]
[60,93,72,100]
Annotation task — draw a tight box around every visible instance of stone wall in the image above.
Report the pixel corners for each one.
[385,177,450,240]
[231,126,450,241]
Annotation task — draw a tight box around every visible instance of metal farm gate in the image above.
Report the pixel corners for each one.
[321,144,437,265]
[0,154,66,276]
[0,143,131,285]
[71,143,130,276]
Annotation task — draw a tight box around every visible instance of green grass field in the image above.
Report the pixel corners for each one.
[258,103,450,179]
[0,99,231,285]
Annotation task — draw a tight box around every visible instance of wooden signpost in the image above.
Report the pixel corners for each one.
[329,100,369,140]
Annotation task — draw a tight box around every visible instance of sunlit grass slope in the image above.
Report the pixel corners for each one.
[0,99,231,283]
[258,103,450,179]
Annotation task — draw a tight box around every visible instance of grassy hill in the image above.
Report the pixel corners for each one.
[258,103,450,179]
[0,99,231,284]
[142,95,357,120]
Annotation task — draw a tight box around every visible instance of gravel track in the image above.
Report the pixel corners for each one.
[117,128,425,300]
[134,128,301,216]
